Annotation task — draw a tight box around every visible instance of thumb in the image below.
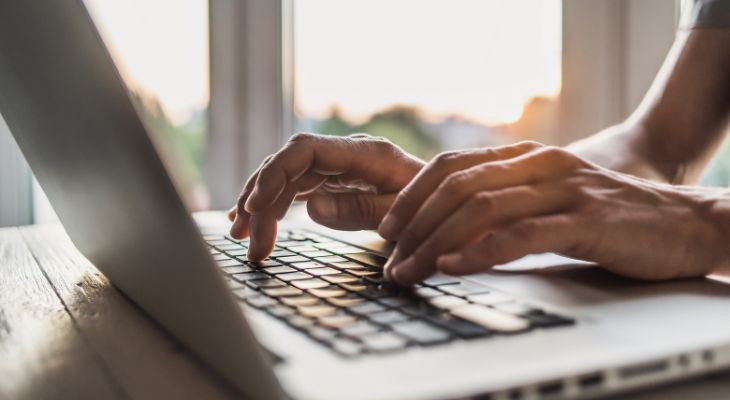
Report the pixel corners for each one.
[307,193,396,230]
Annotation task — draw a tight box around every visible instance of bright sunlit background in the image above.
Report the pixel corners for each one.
[75,0,730,213]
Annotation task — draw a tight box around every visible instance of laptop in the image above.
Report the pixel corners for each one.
[2,1,730,399]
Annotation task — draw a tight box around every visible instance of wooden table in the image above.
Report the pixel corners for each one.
[1,224,729,400]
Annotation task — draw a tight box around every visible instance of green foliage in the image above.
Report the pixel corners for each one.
[316,105,440,160]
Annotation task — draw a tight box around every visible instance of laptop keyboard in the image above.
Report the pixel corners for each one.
[205,230,575,357]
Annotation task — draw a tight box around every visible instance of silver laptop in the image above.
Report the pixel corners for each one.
[2,1,730,399]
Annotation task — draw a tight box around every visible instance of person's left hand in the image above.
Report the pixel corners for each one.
[378,141,730,285]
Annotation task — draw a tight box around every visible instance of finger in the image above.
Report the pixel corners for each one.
[246,213,278,261]
[389,146,576,267]
[387,185,576,285]
[230,157,271,239]
[245,133,418,214]
[269,172,327,220]
[435,214,577,276]
[307,193,397,230]
[228,206,237,222]
[378,141,541,240]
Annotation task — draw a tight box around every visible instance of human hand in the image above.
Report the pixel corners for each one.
[229,133,424,260]
[378,141,730,285]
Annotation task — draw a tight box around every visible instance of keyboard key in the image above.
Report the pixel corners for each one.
[425,314,490,338]
[288,261,323,270]
[307,326,338,342]
[323,273,359,284]
[277,272,313,282]
[268,305,295,318]
[330,261,363,270]
[213,254,232,261]
[248,259,283,268]
[346,268,378,277]
[492,302,537,316]
[280,294,320,307]
[291,278,330,290]
[467,292,514,306]
[331,338,363,357]
[271,250,295,258]
[231,286,258,299]
[360,285,400,299]
[226,249,248,257]
[277,240,309,248]
[315,255,349,264]
[245,278,285,290]
[218,259,245,268]
[286,315,315,329]
[299,250,331,258]
[327,294,364,308]
[414,287,442,298]
[227,279,246,290]
[217,243,245,251]
[263,265,297,275]
[232,272,269,282]
[246,295,277,308]
[451,305,530,333]
[340,321,381,337]
[429,295,469,310]
[362,274,385,284]
[347,252,388,268]
[329,246,365,255]
[439,281,491,297]
[288,245,318,253]
[318,314,357,329]
[309,287,347,298]
[221,265,254,274]
[348,301,386,315]
[314,242,348,250]
[378,296,418,308]
[338,283,368,292]
[525,313,575,328]
[423,274,461,287]
[368,310,410,325]
[360,332,408,353]
[278,255,310,264]
[205,238,227,245]
[307,267,340,276]
[298,304,337,318]
[209,248,221,255]
[391,320,452,345]
[262,286,303,297]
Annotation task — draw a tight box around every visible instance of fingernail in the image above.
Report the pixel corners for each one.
[437,253,462,271]
[312,195,337,219]
[377,214,398,239]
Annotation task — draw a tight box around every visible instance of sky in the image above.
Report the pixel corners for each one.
[83,0,561,127]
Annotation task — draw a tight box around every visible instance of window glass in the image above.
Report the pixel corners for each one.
[294,0,562,160]
[84,0,210,210]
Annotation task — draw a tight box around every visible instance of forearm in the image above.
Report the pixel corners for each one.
[567,28,730,185]
[567,122,674,182]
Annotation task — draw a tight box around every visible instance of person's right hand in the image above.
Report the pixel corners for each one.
[228,132,424,261]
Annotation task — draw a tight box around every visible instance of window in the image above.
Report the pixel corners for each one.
[293,0,562,160]
[84,0,210,210]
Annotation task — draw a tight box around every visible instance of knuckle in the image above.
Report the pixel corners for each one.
[469,191,494,212]
[289,132,316,143]
[515,140,544,151]
[442,170,471,191]
[432,150,462,169]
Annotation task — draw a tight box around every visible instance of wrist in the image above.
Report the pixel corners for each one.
[690,187,730,273]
